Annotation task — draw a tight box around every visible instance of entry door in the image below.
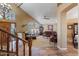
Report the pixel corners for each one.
[0,21,11,45]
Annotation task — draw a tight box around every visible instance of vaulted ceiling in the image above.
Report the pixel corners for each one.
[19,3,57,24]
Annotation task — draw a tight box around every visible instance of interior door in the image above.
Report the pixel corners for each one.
[0,21,11,45]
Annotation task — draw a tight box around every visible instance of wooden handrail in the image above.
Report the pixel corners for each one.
[0,27,27,43]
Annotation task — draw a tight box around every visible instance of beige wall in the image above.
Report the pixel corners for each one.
[66,19,78,39]
[66,6,78,19]
[10,4,34,32]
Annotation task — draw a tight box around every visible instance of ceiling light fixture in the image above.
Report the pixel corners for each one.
[43,16,50,20]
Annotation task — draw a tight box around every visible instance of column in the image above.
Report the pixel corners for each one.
[57,12,67,50]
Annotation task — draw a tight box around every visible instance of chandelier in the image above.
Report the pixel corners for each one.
[0,3,12,20]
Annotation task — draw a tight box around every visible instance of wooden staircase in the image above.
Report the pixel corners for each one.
[0,27,32,56]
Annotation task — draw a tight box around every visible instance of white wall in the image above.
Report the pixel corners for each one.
[36,18,57,32]
[37,18,57,24]
[66,6,78,19]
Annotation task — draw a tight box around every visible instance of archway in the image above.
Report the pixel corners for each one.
[57,3,78,55]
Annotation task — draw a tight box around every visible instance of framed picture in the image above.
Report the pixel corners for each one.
[48,25,53,31]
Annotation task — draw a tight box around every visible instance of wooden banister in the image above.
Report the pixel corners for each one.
[23,42,25,56]
[0,28,28,56]
[0,28,27,43]
[28,37,32,56]
[7,35,10,56]
[1,32,3,50]
[16,37,18,56]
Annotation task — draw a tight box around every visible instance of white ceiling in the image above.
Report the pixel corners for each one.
[20,3,57,24]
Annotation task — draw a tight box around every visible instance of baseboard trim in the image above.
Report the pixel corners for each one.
[57,46,67,50]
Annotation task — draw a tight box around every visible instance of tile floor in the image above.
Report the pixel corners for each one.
[30,36,78,56]
[18,36,78,56]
